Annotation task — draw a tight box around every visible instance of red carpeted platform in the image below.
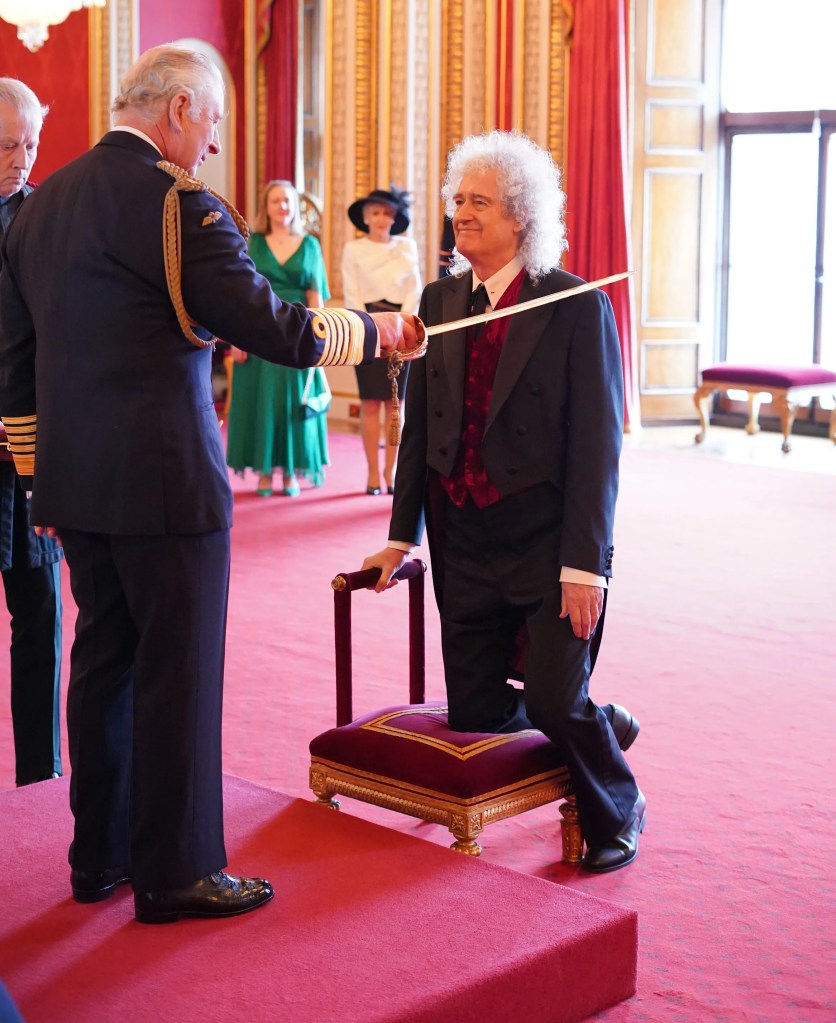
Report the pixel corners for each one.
[0,775,637,1023]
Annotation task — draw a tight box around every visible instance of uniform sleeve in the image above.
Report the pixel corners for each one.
[176,190,376,368]
[0,253,37,486]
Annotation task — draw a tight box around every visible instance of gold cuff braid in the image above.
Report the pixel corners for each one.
[157,161,249,350]
[3,413,37,476]
[310,308,368,366]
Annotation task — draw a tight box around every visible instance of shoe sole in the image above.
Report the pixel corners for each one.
[134,889,275,924]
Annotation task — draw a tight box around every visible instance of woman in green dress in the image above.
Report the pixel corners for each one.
[226,180,331,496]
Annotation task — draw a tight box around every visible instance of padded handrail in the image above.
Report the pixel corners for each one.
[331,559,426,726]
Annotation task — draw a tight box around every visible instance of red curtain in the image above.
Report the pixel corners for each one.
[261,0,298,181]
[564,0,638,430]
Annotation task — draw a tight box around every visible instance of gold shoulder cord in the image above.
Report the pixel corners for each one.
[156,160,249,349]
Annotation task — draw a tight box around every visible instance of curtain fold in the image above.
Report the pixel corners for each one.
[261,0,298,182]
[564,0,638,430]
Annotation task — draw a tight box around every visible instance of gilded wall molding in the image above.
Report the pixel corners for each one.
[411,0,432,278]
[89,0,137,145]
[325,0,351,290]
[441,0,464,166]
[354,0,376,201]
[548,0,571,168]
[466,0,486,136]
[256,62,267,197]
[387,0,408,190]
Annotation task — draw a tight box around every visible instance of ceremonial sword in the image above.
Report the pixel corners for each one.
[421,269,633,339]
[385,270,633,443]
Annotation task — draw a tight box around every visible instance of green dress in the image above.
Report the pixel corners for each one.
[226,233,331,485]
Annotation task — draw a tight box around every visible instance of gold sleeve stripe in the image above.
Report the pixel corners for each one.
[3,414,37,476]
[311,308,368,367]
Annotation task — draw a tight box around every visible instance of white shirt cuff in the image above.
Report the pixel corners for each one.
[560,566,608,588]
[387,540,415,554]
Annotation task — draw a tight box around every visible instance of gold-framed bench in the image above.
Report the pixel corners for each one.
[694,363,836,453]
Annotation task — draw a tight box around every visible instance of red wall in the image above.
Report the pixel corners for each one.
[0,13,91,182]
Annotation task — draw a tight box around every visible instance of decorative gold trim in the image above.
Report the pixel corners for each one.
[355,0,376,199]
[323,0,334,280]
[484,0,496,130]
[256,61,267,197]
[378,0,391,187]
[244,0,258,221]
[513,0,525,130]
[441,0,464,167]
[359,707,543,760]
[548,0,570,170]
[310,757,579,859]
[88,5,105,145]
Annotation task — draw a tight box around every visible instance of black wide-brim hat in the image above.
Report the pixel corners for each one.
[347,188,411,235]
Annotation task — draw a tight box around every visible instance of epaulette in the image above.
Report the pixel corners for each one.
[156,160,249,349]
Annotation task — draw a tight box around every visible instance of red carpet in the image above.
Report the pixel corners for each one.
[0,775,636,1023]
[2,430,836,1021]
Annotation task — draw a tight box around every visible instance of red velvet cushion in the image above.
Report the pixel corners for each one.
[310,702,566,800]
[701,364,836,388]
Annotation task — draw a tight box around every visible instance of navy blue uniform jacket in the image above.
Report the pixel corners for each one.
[0,131,377,536]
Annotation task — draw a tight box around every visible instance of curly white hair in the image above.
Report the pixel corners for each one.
[441,131,566,281]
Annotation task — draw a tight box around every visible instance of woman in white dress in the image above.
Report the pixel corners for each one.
[341,187,421,494]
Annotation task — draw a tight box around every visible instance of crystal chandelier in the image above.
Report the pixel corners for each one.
[0,0,106,53]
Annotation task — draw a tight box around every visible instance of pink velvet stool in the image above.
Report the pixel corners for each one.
[694,363,836,453]
[309,560,581,859]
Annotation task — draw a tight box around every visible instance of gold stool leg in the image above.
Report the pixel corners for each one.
[745,390,763,435]
[693,384,713,444]
[449,811,483,856]
[773,392,796,453]
[559,795,583,864]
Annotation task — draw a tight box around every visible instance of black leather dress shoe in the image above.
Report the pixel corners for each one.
[71,867,132,903]
[582,790,647,873]
[134,870,274,924]
[608,703,640,752]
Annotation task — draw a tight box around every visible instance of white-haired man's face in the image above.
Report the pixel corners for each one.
[452,167,522,280]
[0,100,40,199]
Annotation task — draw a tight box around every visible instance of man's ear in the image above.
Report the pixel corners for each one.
[167,92,191,133]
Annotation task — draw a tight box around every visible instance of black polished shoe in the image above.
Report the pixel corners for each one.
[71,866,132,903]
[366,485,381,495]
[608,703,640,752]
[134,870,274,924]
[582,790,647,873]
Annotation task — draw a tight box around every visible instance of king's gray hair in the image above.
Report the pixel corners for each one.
[441,131,566,281]
[112,45,224,124]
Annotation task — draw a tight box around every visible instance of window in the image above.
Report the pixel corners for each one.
[720,0,835,414]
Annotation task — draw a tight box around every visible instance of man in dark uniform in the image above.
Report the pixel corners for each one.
[364,131,645,873]
[0,45,420,922]
[0,77,63,789]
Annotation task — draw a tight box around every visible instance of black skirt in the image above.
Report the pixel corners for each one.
[355,300,410,401]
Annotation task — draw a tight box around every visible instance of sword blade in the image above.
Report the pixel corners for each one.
[424,270,633,337]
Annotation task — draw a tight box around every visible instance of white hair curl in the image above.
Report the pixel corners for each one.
[441,131,566,281]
